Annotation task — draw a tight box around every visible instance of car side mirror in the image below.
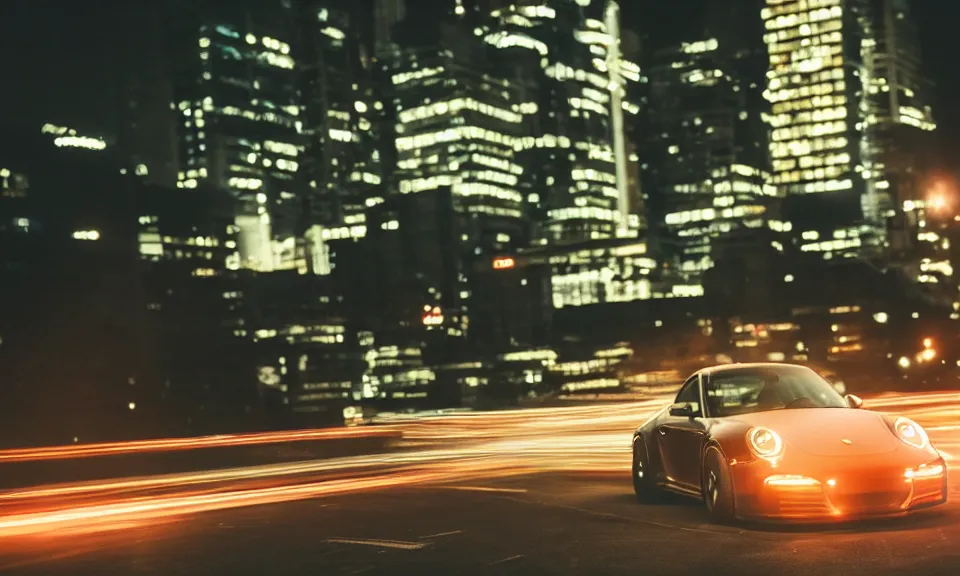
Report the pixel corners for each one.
[844,394,863,409]
[669,402,698,418]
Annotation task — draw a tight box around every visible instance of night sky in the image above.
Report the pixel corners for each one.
[0,0,956,163]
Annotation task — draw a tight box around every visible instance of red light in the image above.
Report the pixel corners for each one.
[493,257,515,270]
[422,307,444,326]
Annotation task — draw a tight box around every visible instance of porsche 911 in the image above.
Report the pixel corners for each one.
[631,363,948,522]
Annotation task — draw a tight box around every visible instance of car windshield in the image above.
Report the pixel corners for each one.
[703,365,847,417]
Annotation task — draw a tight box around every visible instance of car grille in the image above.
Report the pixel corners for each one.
[831,491,906,514]
[771,486,835,518]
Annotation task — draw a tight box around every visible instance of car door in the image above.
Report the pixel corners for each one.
[656,374,708,492]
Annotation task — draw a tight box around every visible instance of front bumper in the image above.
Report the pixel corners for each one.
[731,455,948,522]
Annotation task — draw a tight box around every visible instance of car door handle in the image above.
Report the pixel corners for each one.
[658,428,667,436]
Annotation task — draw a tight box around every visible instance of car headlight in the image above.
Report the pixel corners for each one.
[893,416,929,450]
[747,426,783,460]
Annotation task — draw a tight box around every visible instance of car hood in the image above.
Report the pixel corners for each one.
[730,408,900,457]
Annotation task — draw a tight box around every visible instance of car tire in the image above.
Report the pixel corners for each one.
[702,445,736,523]
[632,437,663,504]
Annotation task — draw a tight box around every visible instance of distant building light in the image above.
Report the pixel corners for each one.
[73,230,100,241]
[54,136,107,151]
[898,356,910,369]
[41,123,71,135]
[873,312,888,324]
[493,257,515,270]
[128,402,136,410]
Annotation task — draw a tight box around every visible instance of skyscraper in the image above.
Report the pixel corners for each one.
[644,33,780,287]
[298,2,384,275]
[482,1,641,243]
[762,0,939,266]
[858,0,938,264]
[170,0,305,273]
[348,5,534,366]
[387,19,531,254]
[762,0,879,259]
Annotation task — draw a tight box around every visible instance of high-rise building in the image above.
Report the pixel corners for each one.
[482,1,642,243]
[762,0,940,266]
[170,1,305,273]
[644,35,781,287]
[762,0,883,259]
[386,20,532,255]
[857,0,941,276]
[298,2,385,275]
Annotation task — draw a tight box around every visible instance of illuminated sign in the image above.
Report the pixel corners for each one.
[493,257,516,270]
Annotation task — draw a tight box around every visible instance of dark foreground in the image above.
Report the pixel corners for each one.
[2,470,958,576]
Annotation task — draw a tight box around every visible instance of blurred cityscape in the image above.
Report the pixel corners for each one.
[0,0,958,446]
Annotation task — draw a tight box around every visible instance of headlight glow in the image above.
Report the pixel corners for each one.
[747,426,783,460]
[893,416,929,450]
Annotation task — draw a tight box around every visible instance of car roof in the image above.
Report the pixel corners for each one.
[697,362,810,377]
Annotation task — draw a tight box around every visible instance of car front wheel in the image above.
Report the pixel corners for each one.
[632,437,664,504]
[702,445,735,523]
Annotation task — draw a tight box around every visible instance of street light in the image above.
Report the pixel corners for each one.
[926,179,955,216]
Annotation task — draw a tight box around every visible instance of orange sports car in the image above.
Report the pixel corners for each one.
[631,363,948,522]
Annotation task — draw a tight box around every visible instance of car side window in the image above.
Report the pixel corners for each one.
[675,376,701,408]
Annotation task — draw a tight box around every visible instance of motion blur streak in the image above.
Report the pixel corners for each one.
[0,448,500,503]
[0,392,956,538]
[0,428,398,463]
[0,461,530,537]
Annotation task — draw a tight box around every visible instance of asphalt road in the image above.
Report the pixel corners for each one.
[2,470,958,576]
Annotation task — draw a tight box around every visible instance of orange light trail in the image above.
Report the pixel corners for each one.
[0,392,955,539]
[0,427,399,463]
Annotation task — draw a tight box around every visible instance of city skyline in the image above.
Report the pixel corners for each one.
[0,1,956,156]
[1,0,958,442]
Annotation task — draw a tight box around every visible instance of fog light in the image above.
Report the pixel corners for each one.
[765,475,820,487]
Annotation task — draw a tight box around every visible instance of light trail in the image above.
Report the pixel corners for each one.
[0,391,955,539]
[0,459,540,538]
[0,428,400,463]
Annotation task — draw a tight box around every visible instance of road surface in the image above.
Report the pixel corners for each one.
[0,391,957,575]
[1,471,958,575]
